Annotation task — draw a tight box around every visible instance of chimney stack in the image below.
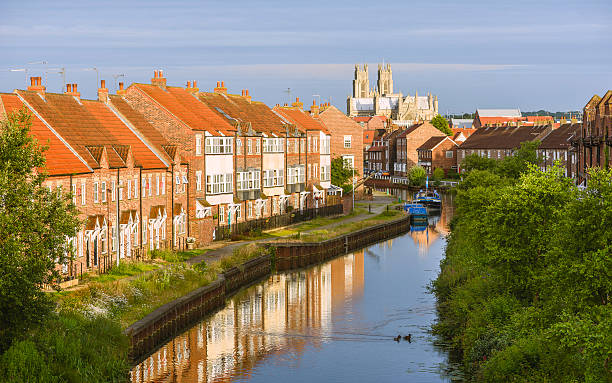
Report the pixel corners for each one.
[291,97,303,110]
[27,77,46,96]
[65,83,81,101]
[214,80,227,94]
[151,69,167,89]
[185,80,199,96]
[98,79,109,103]
[117,82,127,95]
[243,89,251,103]
[311,99,320,117]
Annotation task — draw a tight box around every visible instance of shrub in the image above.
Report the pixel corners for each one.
[408,165,427,186]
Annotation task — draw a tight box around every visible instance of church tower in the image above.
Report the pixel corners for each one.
[353,64,370,98]
[377,63,393,95]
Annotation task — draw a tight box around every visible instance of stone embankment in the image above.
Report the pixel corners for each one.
[125,214,411,362]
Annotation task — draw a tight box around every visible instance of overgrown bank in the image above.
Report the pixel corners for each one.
[0,244,271,382]
[432,165,611,382]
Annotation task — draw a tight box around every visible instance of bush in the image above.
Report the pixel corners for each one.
[408,165,427,186]
[433,167,445,181]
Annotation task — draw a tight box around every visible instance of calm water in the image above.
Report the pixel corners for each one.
[131,196,460,383]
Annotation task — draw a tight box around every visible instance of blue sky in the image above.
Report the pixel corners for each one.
[1,0,610,113]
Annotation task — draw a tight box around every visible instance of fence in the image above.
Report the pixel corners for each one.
[214,204,343,241]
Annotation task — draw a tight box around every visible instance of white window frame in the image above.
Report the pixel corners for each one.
[81,181,86,206]
[195,134,202,156]
[93,182,99,203]
[196,171,202,191]
[101,181,107,202]
[344,135,352,148]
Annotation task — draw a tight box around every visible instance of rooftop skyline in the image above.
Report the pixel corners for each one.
[1,0,610,113]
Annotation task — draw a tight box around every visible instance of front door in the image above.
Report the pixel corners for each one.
[85,238,90,268]
[126,229,132,258]
[119,228,125,259]
[93,240,98,266]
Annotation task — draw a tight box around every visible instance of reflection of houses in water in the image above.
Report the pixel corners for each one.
[131,250,365,383]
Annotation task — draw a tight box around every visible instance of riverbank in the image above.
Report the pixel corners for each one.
[432,167,612,382]
[0,198,405,382]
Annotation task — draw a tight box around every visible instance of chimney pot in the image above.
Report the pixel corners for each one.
[73,84,78,93]
[187,81,191,88]
[296,97,300,102]
[221,81,225,87]
[193,80,197,88]
[154,70,158,78]
[217,81,220,87]
[67,84,72,92]
[30,77,35,86]
[119,82,124,90]
[159,70,163,77]
[37,77,41,86]
[246,89,249,96]
[100,79,106,88]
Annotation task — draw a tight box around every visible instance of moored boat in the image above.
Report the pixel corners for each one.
[414,189,442,209]
[404,203,428,224]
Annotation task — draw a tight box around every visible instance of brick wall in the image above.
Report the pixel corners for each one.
[405,123,442,169]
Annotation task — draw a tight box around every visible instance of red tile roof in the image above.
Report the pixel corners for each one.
[460,125,549,149]
[273,106,329,134]
[198,92,287,136]
[82,100,167,169]
[417,136,449,151]
[0,93,91,175]
[318,106,361,136]
[15,90,166,169]
[132,84,235,136]
[539,123,579,149]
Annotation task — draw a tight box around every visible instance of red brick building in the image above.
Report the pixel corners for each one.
[119,72,235,242]
[316,105,363,185]
[577,91,612,184]
[394,122,443,177]
[538,122,580,178]
[416,136,458,176]
[7,77,178,275]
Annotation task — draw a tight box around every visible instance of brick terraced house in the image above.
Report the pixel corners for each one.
[457,124,552,172]
[7,77,179,275]
[538,123,580,178]
[119,72,236,241]
[416,136,459,176]
[394,121,442,178]
[576,91,612,184]
[273,103,332,210]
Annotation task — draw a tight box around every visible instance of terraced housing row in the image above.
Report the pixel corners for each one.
[0,71,363,275]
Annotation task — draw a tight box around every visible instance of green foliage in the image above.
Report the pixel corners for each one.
[0,312,129,382]
[0,109,80,351]
[433,165,612,382]
[431,114,453,135]
[460,141,541,179]
[408,165,427,186]
[433,167,445,182]
[331,156,358,194]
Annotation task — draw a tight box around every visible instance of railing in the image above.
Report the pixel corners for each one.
[214,204,343,241]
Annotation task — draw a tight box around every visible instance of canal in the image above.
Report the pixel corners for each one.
[131,195,460,383]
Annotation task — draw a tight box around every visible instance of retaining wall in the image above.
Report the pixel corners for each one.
[124,215,410,362]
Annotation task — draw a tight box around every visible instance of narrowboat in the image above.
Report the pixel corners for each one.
[414,189,442,209]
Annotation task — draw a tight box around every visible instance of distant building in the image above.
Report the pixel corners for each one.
[576,90,612,184]
[417,136,459,176]
[457,125,552,172]
[346,64,439,123]
[394,122,443,177]
[450,118,473,130]
[538,123,580,178]
[473,109,553,128]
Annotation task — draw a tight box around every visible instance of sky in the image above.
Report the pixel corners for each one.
[1,0,611,114]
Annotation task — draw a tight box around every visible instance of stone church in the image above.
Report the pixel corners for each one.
[346,63,439,124]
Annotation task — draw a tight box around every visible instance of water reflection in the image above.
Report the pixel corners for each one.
[131,195,459,383]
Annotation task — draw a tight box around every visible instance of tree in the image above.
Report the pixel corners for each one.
[433,167,445,182]
[0,109,80,351]
[408,165,426,186]
[461,153,497,173]
[431,114,453,136]
[331,156,358,194]
[496,141,541,179]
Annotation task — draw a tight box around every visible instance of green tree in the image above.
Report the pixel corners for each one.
[496,141,541,179]
[408,165,426,186]
[461,153,497,172]
[431,114,452,136]
[331,156,358,194]
[0,109,80,351]
[433,167,445,182]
